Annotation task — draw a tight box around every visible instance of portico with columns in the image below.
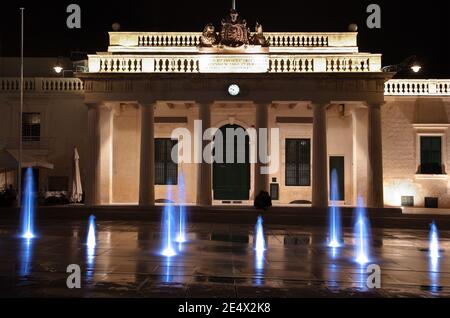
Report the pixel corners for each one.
[80,74,388,209]
[79,9,390,209]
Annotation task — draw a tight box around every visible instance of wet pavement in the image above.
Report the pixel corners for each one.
[0,218,449,298]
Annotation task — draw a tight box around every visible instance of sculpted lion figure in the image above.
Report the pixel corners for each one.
[200,23,219,47]
[250,22,269,47]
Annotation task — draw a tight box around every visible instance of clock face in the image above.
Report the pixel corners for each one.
[228,84,240,96]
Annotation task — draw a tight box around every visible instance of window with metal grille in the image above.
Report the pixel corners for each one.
[420,136,443,174]
[22,113,41,142]
[155,139,178,185]
[285,139,311,186]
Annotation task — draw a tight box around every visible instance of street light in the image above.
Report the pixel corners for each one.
[411,64,422,73]
[382,55,422,73]
[53,57,73,77]
[53,65,63,74]
[53,57,63,74]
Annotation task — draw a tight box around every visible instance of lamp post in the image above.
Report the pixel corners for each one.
[53,57,73,77]
[382,55,422,73]
[17,7,25,208]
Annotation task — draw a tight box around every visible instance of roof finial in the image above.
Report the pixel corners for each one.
[232,0,236,10]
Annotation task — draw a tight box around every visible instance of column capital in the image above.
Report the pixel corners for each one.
[366,101,385,109]
[99,103,116,112]
[137,100,157,108]
[310,101,330,108]
[85,102,102,110]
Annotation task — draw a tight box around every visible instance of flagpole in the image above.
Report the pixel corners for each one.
[18,7,24,208]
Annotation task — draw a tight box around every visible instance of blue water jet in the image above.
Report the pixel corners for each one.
[253,216,266,285]
[175,174,187,244]
[328,170,343,249]
[354,197,371,265]
[161,185,176,257]
[87,215,96,249]
[429,221,440,267]
[20,168,36,239]
[428,222,441,293]
[86,215,96,271]
[254,215,266,270]
[19,238,33,276]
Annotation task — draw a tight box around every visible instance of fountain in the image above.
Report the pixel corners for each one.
[428,221,441,293]
[86,215,96,269]
[20,168,36,239]
[161,185,176,257]
[87,215,96,249]
[328,170,343,249]
[19,238,33,276]
[254,215,266,285]
[354,197,371,265]
[254,215,266,270]
[175,174,187,244]
[429,221,440,266]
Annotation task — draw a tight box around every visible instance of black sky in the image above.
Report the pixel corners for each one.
[1,0,449,77]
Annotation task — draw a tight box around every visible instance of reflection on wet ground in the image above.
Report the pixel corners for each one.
[0,220,449,298]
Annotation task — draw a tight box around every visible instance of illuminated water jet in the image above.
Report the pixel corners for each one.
[254,215,266,271]
[86,215,96,270]
[175,174,187,244]
[328,170,343,248]
[354,197,371,265]
[429,222,440,268]
[19,238,33,276]
[87,215,96,249]
[161,185,176,257]
[20,168,36,239]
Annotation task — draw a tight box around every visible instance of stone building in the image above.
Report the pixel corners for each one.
[1,11,450,209]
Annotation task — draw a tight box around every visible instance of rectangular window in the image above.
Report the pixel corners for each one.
[420,136,442,174]
[22,113,41,142]
[155,139,178,185]
[285,139,311,186]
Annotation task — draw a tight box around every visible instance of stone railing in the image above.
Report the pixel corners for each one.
[108,32,358,53]
[0,78,84,93]
[385,80,450,96]
[88,53,382,73]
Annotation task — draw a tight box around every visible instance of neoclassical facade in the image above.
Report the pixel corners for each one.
[1,12,450,209]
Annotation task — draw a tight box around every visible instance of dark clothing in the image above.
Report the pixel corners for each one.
[254,191,272,210]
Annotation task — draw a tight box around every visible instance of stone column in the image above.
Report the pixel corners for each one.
[367,102,384,208]
[139,102,155,206]
[254,102,270,197]
[99,104,114,204]
[86,103,101,206]
[197,102,212,206]
[312,102,329,208]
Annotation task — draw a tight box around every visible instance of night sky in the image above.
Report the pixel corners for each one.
[1,0,449,78]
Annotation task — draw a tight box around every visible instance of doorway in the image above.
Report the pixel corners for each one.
[213,125,250,200]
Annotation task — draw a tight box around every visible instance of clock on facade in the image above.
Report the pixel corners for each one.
[228,84,240,96]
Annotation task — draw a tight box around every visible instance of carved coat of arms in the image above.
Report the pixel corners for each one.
[200,9,268,49]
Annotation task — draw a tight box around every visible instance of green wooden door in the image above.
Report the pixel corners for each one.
[213,125,250,200]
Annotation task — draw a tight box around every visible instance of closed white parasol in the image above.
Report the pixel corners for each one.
[71,147,83,203]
